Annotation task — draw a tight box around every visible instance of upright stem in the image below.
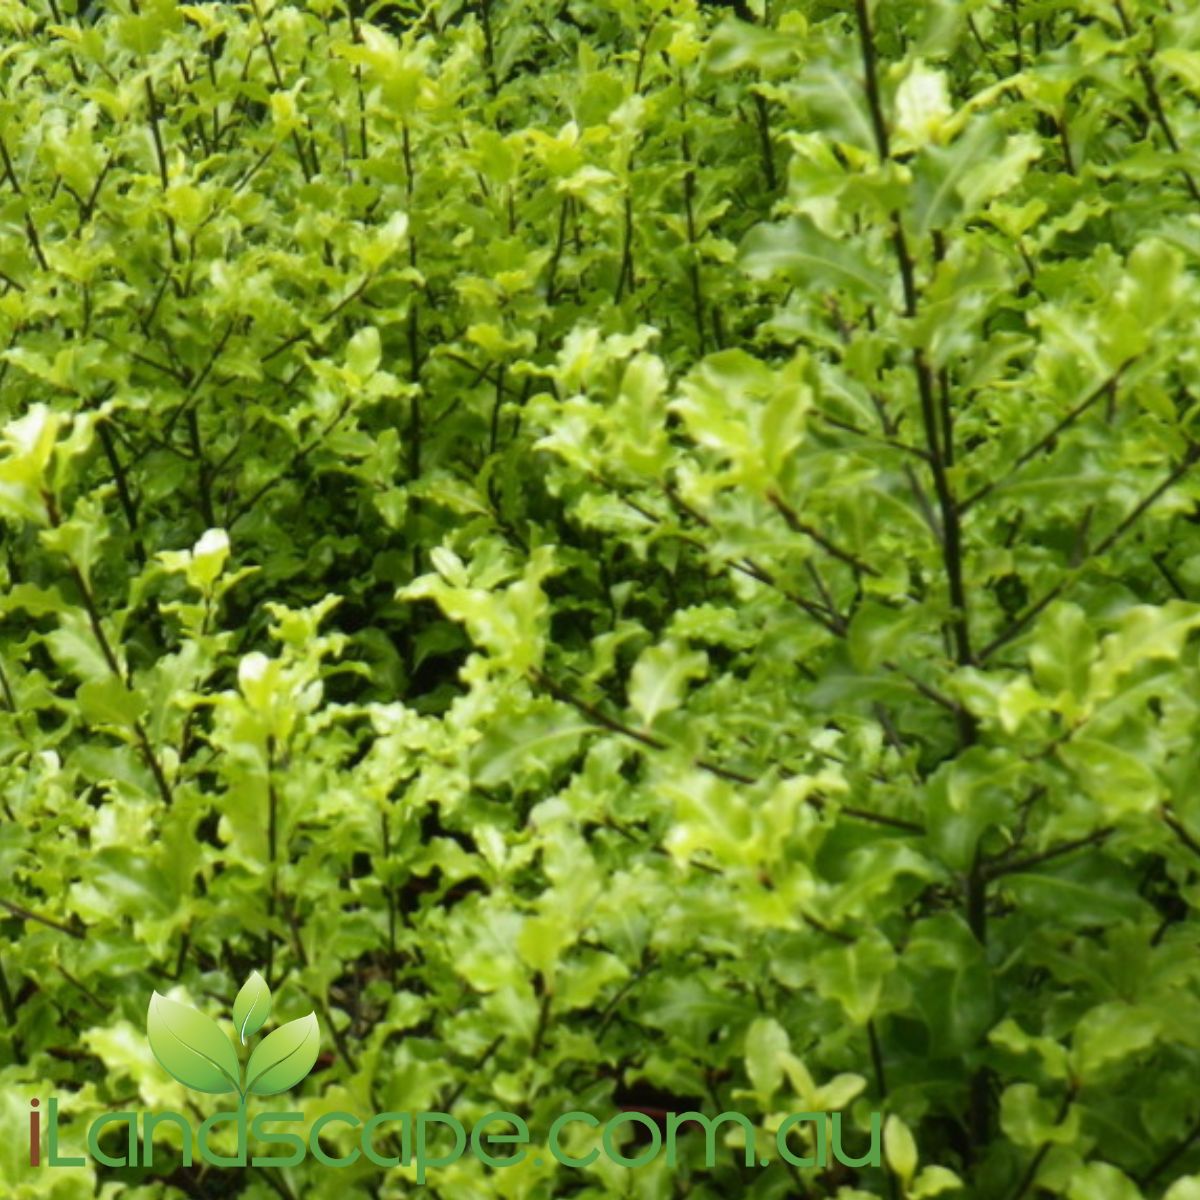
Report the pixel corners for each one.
[752,92,777,190]
[382,811,397,985]
[42,492,174,807]
[96,420,145,565]
[854,0,975,685]
[678,76,707,355]
[546,197,569,304]
[266,736,278,984]
[249,0,315,181]
[867,1019,897,1200]
[854,0,890,160]
[403,122,423,590]
[479,0,499,96]
[1114,0,1200,206]
[854,0,985,1160]
[0,956,21,1045]
[144,77,182,275]
[614,195,635,303]
[1008,0,1023,72]
[187,409,216,528]
[0,134,49,272]
[0,654,15,713]
[614,17,659,304]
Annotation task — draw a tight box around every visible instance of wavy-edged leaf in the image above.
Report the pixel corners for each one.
[911,117,1017,238]
[470,705,592,790]
[147,992,240,1094]
[739,216,889,301]
[245,1012,320,1096]
[233,971,271,1044]
[628,639,708,726]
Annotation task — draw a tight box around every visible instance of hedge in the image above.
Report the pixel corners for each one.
[4,1,1200,1197]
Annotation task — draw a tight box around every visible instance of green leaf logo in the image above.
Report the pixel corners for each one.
[233,970,271,1044]
[147,992,241,1095]
[146,974,319,1100]
[245,1013,321,1096]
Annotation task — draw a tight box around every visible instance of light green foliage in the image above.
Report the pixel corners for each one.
[2,0,1200,1197]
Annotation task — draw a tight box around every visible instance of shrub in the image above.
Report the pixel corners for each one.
[3,0,1200,1196]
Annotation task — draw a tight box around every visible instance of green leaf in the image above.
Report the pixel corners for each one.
[1071,1002,1160,1079]
[848,601,924,671]
[1065,1162,1144,1200]
[884,1114,918,1183]
[811,929,896,1026]
[910,117,1040,238]
[744,1016,789,1106]
[705,18,801,74]
[639,978,751,1043]
[470,704,592,790]
[903,914,995,1053]
[46,610,112,683]
[233,971,272,1044]
[1001,858,1151,927]
[1000,1083,1080,1149]
[910,1165,964,1198]
[147,992,241,1095]
[245,1012,320,1096]
[1030,602,1095,708]
[1089,601,1200,701]
[346,325,381,377]
[988,1018,1071,1081]
[792,57,877,152]
[186,527,232,591]
[739,216,889,301]
[628,639,708,726]
[77,677,147,727]
[1057,738,1160,816]
[516,912,574,977]
[894,61,952,150]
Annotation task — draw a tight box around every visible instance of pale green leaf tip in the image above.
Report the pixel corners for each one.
[234,969,272,1043]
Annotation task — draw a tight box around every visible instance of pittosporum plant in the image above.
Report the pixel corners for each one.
[3,0,1200,1197]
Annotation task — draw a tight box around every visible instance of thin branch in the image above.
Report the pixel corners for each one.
[249,0,315,181]
[980,444,1200,660]
[0,655,15,713]
[1138,1110,1200,1188]
[867,1018,898,1200]
[1115,0,1200,206]
[442,1034,504,1109]
[96,419,145,565]
[768,490,881,577]
[0,955,19,1032]
[261,274,372,364]
[43,495,173,807]
[752,91,777,190]
[1162,807,1200,860]
[226,394,355,528]
[814,409,931,462]
[545,196,569,305]
[0,897,85,939]
[854,0,890,160]
[530,668,665,751]
[1009,1086,1077,1200]
[597,953,657,1039]
[960,364,1134,513]
[986,827,1114,879]
[530,669,924,833]
[0,135,49,271]
[144,77,182,272]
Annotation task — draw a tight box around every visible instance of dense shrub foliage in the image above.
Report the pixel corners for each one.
[6,0,1200,1196]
